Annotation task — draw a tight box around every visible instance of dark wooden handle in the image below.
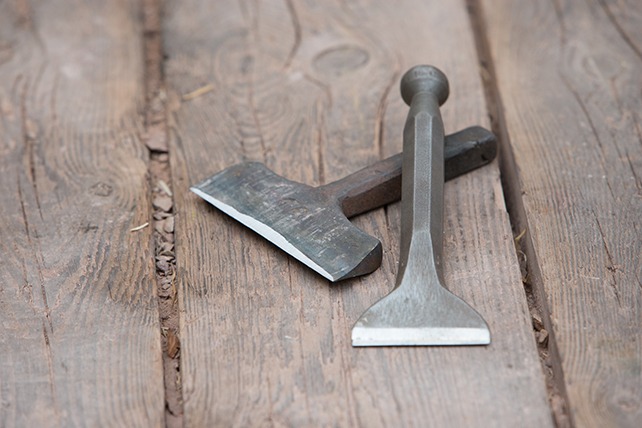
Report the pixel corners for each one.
[318,126,496,218]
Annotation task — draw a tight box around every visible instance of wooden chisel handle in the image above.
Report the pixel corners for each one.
[319,125,496,218]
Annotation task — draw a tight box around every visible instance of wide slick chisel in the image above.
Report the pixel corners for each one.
[351,65,490,346]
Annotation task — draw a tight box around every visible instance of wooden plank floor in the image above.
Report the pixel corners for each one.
[0,1,164,427]
[481,0,642,426]
[166,0,551,426]
[0,0,639,427]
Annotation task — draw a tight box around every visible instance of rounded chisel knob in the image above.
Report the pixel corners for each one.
[400,65,449,107]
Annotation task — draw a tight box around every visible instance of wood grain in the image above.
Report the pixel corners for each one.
[166,0,553,425]
[481,0,642,426]
[0,1,164,426]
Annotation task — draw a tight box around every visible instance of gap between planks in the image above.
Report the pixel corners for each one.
[142,0,184,426]
[466,1,573,427]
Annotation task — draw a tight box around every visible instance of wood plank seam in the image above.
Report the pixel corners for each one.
[141,0,184,426]
[479,0,642,425]
[466,1,573,426]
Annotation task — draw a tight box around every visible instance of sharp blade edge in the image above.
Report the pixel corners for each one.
[191,186,336,281]
[351,326,491,347]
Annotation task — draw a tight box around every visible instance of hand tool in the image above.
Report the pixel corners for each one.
[191,126,496,282]
[352,65,490,346]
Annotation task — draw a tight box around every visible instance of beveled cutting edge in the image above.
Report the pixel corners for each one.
[352,65,490,346]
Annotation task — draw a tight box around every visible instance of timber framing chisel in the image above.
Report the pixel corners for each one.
[352,65,490,346]
[192,126,496,282]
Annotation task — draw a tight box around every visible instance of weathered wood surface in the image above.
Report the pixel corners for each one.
[166,0,552,425]
[481,0,642,426]
[0,1,164,426]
